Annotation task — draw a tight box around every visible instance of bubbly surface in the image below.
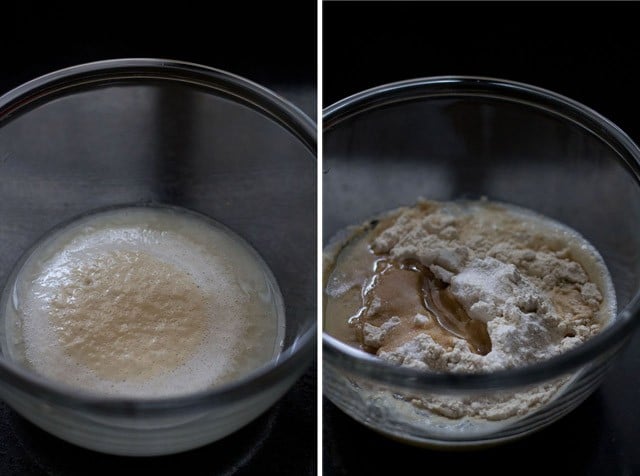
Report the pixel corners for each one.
[3,207,284,397]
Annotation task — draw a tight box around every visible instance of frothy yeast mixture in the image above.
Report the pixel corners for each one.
[3,207,284,397]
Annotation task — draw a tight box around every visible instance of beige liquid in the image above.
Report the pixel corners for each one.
[324,215,484,354]
[2,207,284,397]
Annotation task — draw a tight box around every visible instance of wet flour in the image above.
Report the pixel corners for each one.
[324,200,616,419]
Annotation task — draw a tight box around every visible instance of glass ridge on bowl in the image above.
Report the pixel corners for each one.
[323,76,640,447]
[0,59,316,456]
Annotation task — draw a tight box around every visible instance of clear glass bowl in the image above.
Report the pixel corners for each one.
[323,76,640,447]
[0,59,316,456]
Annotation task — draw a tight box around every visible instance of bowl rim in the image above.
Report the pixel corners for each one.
[0,58,317,415]
[323,75,640,390]
[0,57,316,155]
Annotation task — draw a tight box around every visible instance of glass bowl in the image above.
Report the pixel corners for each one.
[323,76,640,447]
[0,59,316,456]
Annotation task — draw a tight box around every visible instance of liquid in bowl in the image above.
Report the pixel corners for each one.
[1,205,285,398]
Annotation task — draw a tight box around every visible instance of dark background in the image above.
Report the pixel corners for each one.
[0,4,316,476]
[323,1,640,145]
[323,2,640,475]
[3,4,316,94]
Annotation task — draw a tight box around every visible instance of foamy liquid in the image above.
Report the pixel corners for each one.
[1,206,285,398]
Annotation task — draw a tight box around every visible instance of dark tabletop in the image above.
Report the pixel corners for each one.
[323,3,640,475]
[0,4,317,476]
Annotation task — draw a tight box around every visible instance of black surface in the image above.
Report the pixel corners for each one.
[0,6,317,476]
[323,2,640,475]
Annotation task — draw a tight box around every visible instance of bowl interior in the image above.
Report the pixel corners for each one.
[0,68,317,356]
[324,93,640,313]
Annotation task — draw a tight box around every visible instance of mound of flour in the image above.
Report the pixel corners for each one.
[325,199,616,419]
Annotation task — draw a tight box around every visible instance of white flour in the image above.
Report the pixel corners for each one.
[324,199,616,419]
